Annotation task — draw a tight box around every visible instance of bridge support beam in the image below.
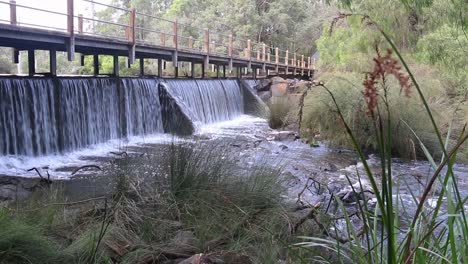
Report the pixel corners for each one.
[12,49,19,64]
[113,55,119,77]
[158,59,163,77]
[174,64,178,78]
[93,54,99,76]
[27,49,35,76]
[201,62,205,78]
[139,58,144,76]
[216,65,220,78]
[50,49,57,76]
[223,65,226,78]
[190,62,194,78]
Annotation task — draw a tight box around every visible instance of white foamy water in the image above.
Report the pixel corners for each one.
[197,115,268,138]
[0,133,178,179]
[0,115,265,179]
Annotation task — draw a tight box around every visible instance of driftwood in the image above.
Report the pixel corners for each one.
[110,151,128,157]
[291,202,321,234]
[71,165,102,175]
[27,167,52,184]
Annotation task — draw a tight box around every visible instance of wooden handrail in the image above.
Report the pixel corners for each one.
[0,0,315,70]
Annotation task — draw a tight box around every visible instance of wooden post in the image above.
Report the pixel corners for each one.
[9,0,16,25]
[156,59,162,77]
[262,43,266,61]
[139,58,144,76]
[201,62,205,78]
[228,32,233,57]
[93,54,99,75]
[247,40,251,59]
[128,9,136,64]
[78,14,83,34]
[308,57,311,69]
[267,53,270,62]
[50,49,57,76]
[80,54,85,66]
[190,62,194,78]
[173,19,178,49]
[216,65,220,78]
[28,50,35,76]
[174,64,178,78]
[275,48,279,64]
[204,29,210,68]
[285,50,289,65]
[189,36,194,49]
[67,0,75,61]
[257,49,260,60]
[113,55,119,76]
[160,32,166,46]
[223,65,226,78]
[301,55,304,68]
[12,49,19,64]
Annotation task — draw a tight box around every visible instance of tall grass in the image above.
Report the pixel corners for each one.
[298,16,467,264]
[302,66,459,160]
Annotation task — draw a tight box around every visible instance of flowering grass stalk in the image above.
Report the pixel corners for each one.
[298,14,467,264]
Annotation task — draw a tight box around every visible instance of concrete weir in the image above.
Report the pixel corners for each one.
[0,76,267,156]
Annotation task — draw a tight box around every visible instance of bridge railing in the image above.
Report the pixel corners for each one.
[0,0,314,70]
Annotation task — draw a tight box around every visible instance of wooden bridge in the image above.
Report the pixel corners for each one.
[0,0,315,78]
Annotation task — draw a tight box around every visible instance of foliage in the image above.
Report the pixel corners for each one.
[416,24,467,96]
[299,14,468,264]
[0,208,67,264]
[302,65,460,159]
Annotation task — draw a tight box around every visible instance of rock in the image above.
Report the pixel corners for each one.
[321,162,338,172]
[273,131,297,141]
[271,77,289,97]
[256,78,272,92]
[0,176,49,201]
[279,144,288,150]
[257,91,272,101]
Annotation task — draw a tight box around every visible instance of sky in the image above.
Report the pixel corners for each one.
[0,0,111,30]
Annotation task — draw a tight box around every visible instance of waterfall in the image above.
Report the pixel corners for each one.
[59,78,120,152]
[123,79,164,136]
[164,79,244,123]
[0,79,58,156]
[0,78,163,156]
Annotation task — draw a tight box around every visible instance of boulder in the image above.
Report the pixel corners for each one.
[271,77,288,97]
[0,175,48,201]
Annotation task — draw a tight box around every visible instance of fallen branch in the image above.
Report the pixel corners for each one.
[291,202,321,234]
[27,167,52,184]
[71,165,102,175]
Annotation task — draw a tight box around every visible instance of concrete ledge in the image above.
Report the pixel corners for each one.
[159,82,199,136]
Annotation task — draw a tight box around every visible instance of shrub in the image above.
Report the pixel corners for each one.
[0,209,65,264]
[302,65,457,159]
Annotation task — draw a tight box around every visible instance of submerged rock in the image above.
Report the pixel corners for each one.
[0,176,49,201]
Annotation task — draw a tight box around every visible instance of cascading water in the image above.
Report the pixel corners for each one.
[0,79,59,156]
[164,79,244,123]
[123,79,164,136]
[59,78,120,152]
[0,78,164,157]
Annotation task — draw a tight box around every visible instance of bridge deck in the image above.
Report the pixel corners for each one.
[0,0,314,78]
